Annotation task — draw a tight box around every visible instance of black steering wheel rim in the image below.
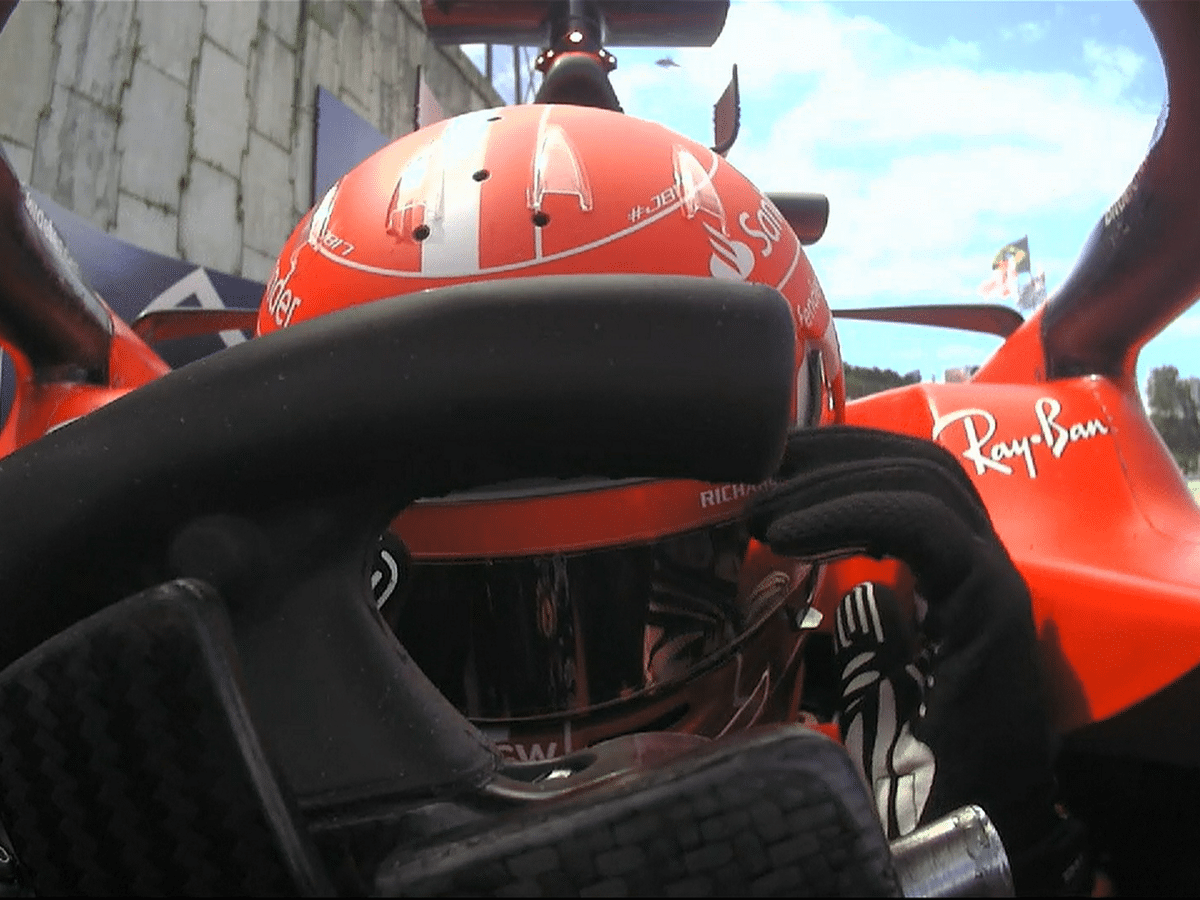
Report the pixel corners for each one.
[0,273,797,810]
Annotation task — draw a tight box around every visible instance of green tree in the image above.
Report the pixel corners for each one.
[1146,365,1200,475]
[843,364,921,400]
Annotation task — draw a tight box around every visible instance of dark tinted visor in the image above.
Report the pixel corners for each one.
[381,522,753,720]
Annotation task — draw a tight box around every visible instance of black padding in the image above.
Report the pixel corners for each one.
[0,273,795,807]
[0,579,330,895]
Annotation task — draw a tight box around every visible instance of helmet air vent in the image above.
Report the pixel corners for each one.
[528,116,593,213]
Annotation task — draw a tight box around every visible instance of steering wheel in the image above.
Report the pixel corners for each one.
[0,274,869,883]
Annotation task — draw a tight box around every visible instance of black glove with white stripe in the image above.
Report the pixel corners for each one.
[746,425,1089,895]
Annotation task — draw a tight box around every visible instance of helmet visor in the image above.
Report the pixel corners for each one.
[382,521,778,720]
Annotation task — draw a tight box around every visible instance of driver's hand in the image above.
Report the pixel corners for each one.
[746,425,1090,895]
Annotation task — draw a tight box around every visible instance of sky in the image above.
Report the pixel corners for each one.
[469,0,1193,388]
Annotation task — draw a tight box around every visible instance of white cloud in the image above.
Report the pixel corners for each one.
[1002,21,1050,43]
[615,2,1161,314]
[609,1,889,126]
[1083,39,1144,98]
[939,37,983,64]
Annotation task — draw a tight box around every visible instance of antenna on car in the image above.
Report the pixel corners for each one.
[712,64,740,157]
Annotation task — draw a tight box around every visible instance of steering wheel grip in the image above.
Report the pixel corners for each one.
[0,274,796,808]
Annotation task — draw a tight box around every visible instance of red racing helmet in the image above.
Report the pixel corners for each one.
[258,102,845,761]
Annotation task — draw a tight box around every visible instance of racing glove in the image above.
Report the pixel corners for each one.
[745,425,1090,895]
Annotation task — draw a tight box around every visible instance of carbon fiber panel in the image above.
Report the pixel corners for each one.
[0,580,328,895]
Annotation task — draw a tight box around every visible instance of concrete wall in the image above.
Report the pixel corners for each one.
[0,0,502,281]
